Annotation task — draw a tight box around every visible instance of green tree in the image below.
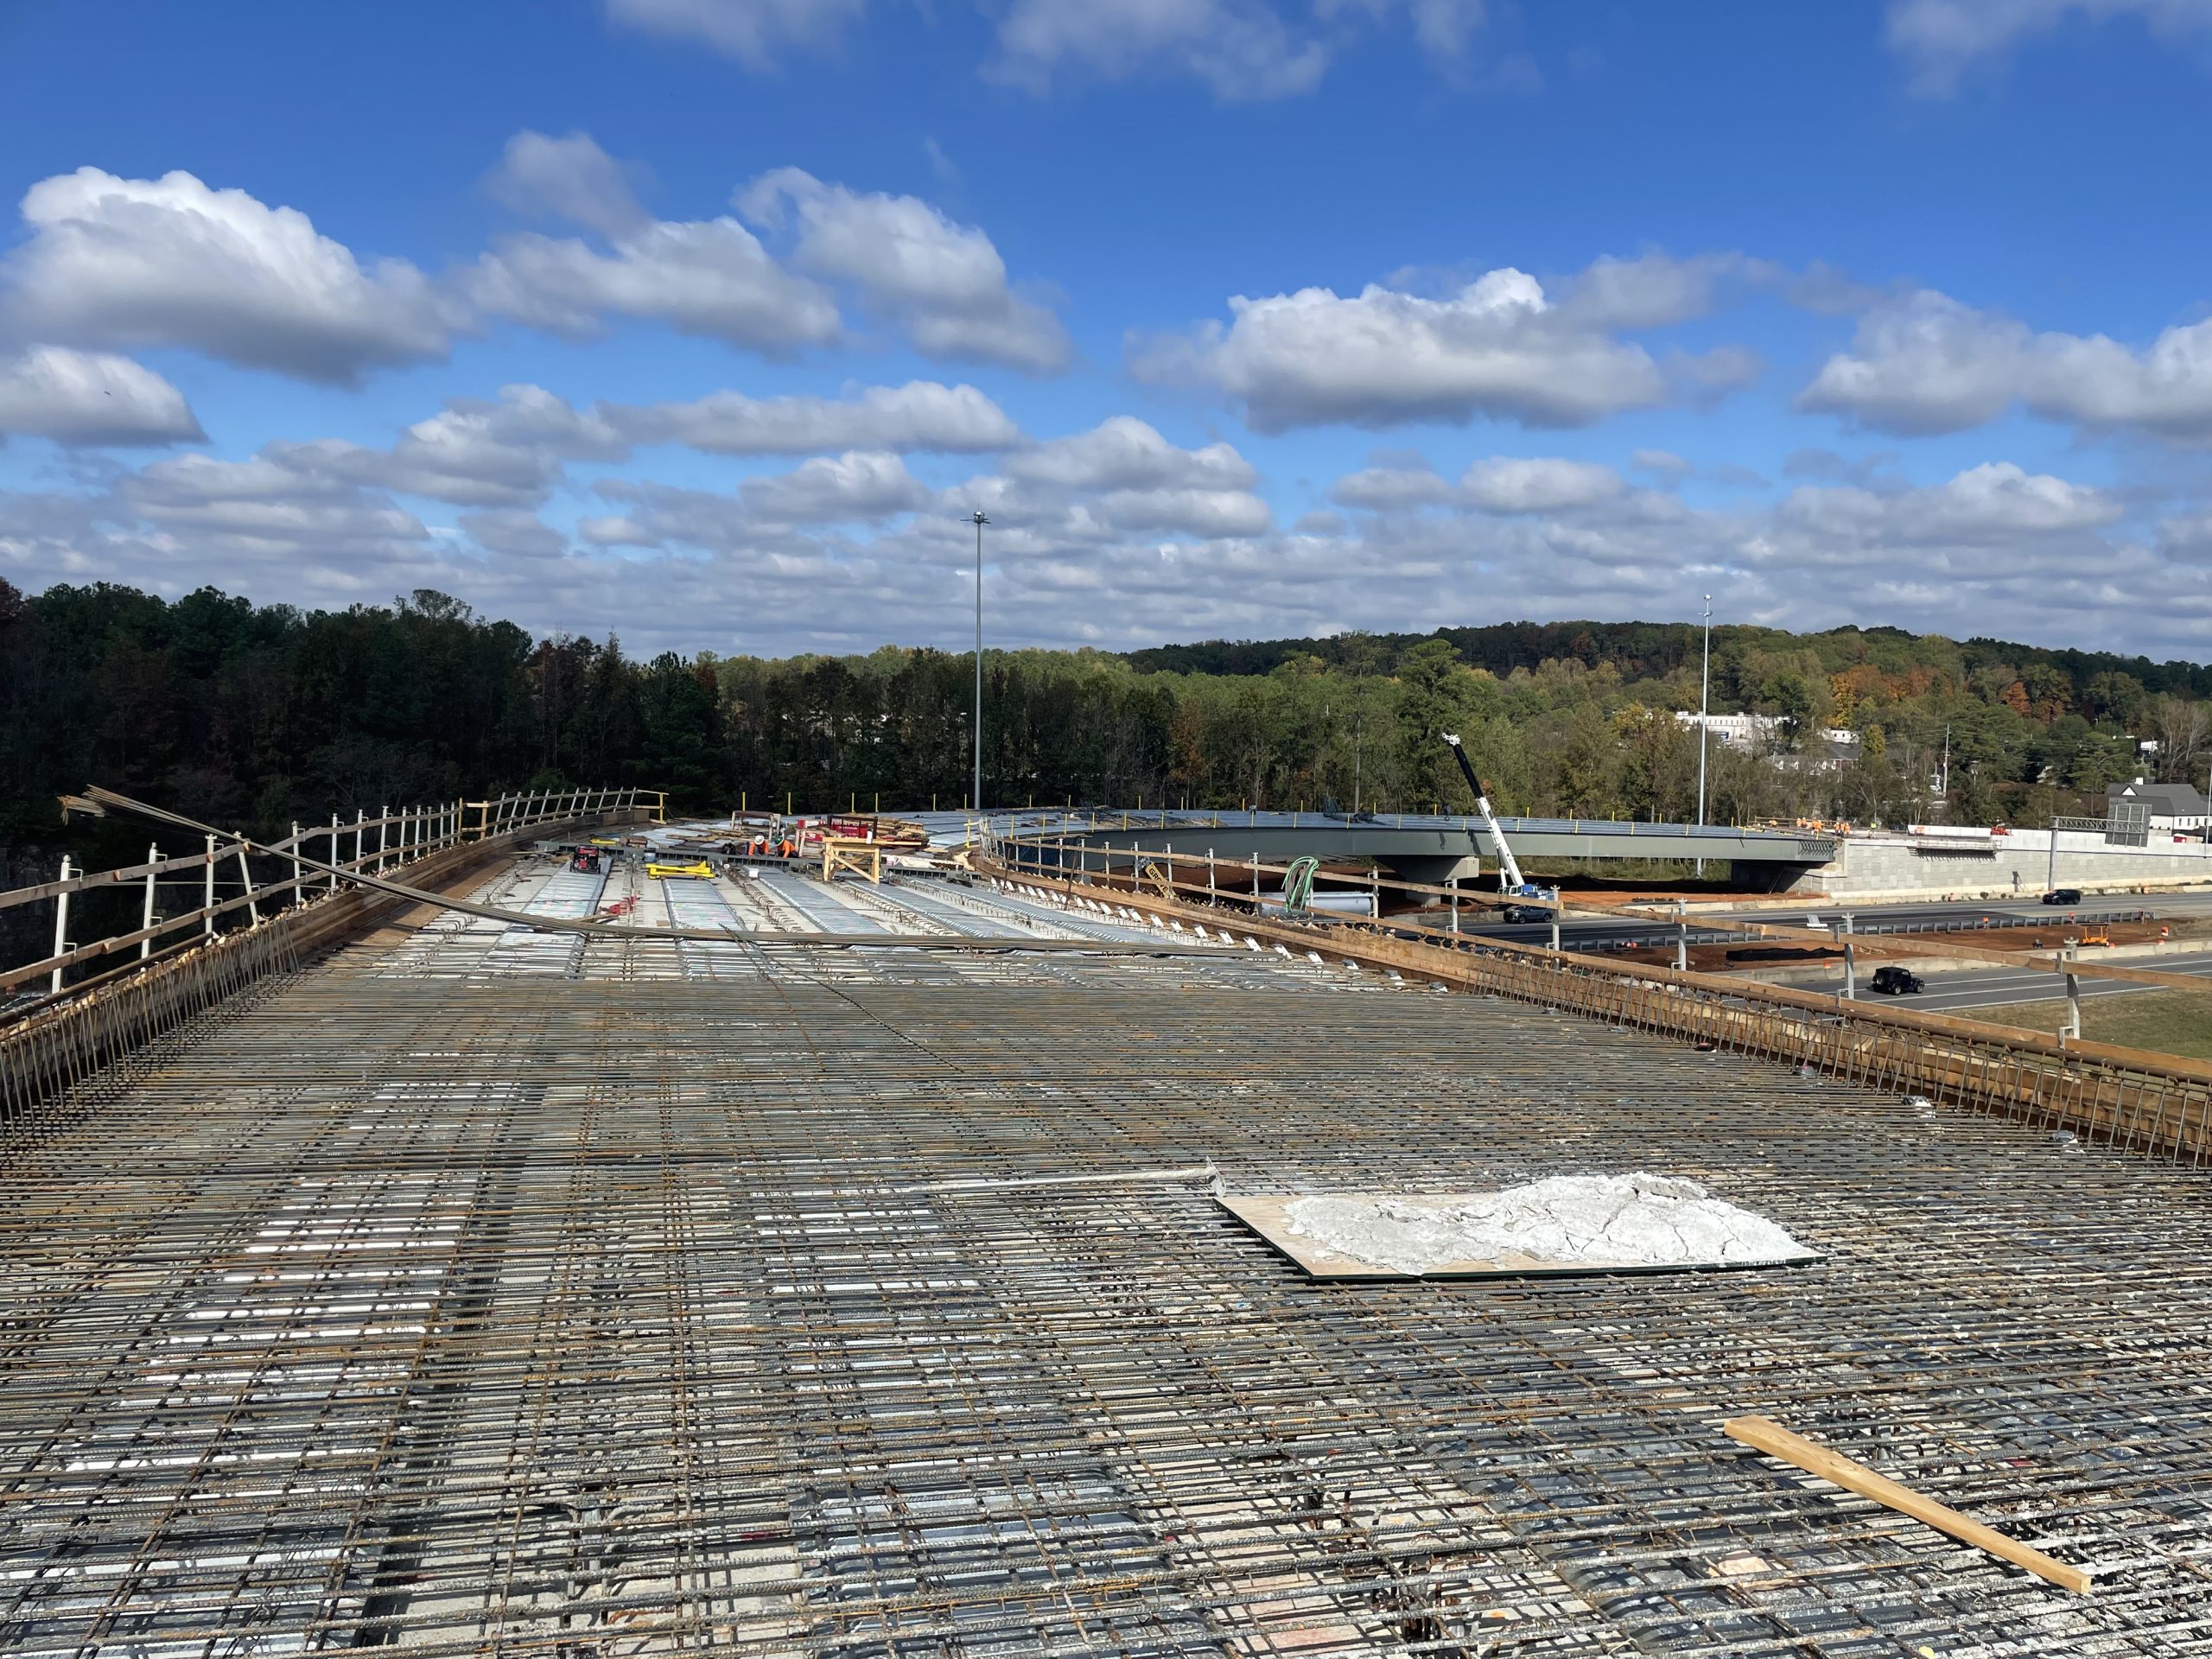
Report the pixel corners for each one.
[1394,639,1465,807]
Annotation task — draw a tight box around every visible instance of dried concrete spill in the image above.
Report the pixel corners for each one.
[1284,1172,1812,1274]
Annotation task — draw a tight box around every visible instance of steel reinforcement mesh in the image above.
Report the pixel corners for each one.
[4,938,2212,1654]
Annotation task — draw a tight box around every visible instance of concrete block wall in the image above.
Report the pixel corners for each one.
[1793,833,2212,901]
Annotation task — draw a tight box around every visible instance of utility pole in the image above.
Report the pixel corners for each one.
[1695,594,1712,875]
[971,510,988,817]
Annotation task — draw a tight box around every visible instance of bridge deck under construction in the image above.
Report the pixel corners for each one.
[5,854,2212,1655]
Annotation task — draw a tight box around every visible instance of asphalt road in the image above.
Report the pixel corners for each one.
[1708,892,2212,928]
[1445,894,2170,955]
[1790,950,2212,1014]
[1435,892,2212,1015]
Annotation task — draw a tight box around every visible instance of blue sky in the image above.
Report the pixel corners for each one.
[3,0,2211,658]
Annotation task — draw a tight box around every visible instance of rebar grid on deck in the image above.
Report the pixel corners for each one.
[4,883,2212,1656]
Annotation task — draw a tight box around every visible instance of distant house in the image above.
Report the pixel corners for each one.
[1675,711,1778,748]
[2107,778,2209,834]
[1674,711,1860,772]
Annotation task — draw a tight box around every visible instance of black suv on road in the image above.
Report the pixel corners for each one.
[2042,887,2082,905]
[1870,965,1924,995]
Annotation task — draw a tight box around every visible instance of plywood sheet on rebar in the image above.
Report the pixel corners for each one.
[1219,1192,1824,1281]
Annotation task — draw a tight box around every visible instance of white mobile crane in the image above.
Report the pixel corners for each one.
[1440,732,1557,917]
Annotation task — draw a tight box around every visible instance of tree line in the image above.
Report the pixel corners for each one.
[7,576,2209,890]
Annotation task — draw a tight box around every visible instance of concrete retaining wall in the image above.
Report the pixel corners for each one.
[1791,832,2212,901]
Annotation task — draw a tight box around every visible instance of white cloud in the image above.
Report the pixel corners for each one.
[467,133,839,353]
[1630,448,1693,480]
[1911,460,2125,534]
[604,0,1488,99]
[471,140,1065,367]
[18,441,2208,658]
[1001,416,1254,491]
[740,168,1071,372]
[742,449,934,522]
[1376,0,1491,60]
[2,142,1066,385]
[1797,290,2024,434]
[466,216,839,355]
[0,346,203,446]
[1560,251,1746,330]
[1778,461,2122,543]
[1459,457,1624,512]
[607,380,1022,454]
[460,509,571,559]
[1886,0,2212,94]
[984,0,1491,99]
[579,513,661,547]
[123,452,430,561]
[603,0,868,67]
[592,450,940,545]
[1133,263,1748,432]
[1671,343,1764,401]
[1800,286,2212,442]
[1331,464,1457,510]
[288,385,627,508]
[3,168,455,384]
[986,0,1330,99]
[597,415,1272,550]
[484,130,652,238]
[1329,454,1630,514]
[74,385,625,536]
[1088,486,1273,537]
[980,416,1271,537]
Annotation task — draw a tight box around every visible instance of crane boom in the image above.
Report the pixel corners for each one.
[1440,732,1530,893]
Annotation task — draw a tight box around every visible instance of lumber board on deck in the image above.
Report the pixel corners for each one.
[1724,1414,2094,1594]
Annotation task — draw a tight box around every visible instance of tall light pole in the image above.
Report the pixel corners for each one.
[971,510,988,817]
[1694,594,1712,874]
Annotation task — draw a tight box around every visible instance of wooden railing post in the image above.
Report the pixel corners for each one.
[142,844,158,959]
[49,855,73,995]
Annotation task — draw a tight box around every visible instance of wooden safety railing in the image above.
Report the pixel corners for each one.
[3,788,656,1121]
[4,787,658,1003]
[982,856,2212,1166]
